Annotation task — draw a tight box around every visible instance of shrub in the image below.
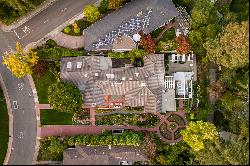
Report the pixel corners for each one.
[74,19,92,31]
[108,0,125,10]
[98,0,109,13]
[64,26,71,34]
[83,5,100,22]
[47,137,65,154]
[48,81,83,113]
[45,39,57,48]
[74,27,81,34]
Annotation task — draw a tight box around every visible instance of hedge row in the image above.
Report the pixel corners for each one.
[67,130,144,146]
[37,48,85,60]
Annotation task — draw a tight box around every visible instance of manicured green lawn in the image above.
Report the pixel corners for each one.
[33,69,57,104]
[0,88,9,164]
[40,109,74,125]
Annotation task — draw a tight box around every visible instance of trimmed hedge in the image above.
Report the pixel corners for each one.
[37,48,85,60]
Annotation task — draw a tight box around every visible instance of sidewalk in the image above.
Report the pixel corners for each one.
[50,32,84,49]
[0,0,59,32]
[40,125,158,137]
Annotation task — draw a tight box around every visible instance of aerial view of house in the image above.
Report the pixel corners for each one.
[0,0,248,165]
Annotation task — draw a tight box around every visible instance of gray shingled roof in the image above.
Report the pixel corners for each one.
[61,54,166,112]
[63,145,149,165]
[84,0,178,51]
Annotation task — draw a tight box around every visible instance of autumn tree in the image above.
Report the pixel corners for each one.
[2,42,38,78]
[140,34,156,54]
[48,81,83,113]
[180,121,219,151]
[108,0,125,10]
[204,21,249,69]
[175,34,191,54]
[83,5,100,22]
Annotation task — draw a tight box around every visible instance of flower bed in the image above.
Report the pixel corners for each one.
[159,123,172,140]
[72,109,90,125]
[95,108,116,114]
[62,19,92,36]
[95,113,160,127]
[123,106,144,112]
[167,114,186,126]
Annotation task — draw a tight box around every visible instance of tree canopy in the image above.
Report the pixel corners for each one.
[2,42,38,78]
[48,81,83,113]
[181,121,219,151]
[83,5,100,22]
[190,136,249,165]
[204,21,249,69]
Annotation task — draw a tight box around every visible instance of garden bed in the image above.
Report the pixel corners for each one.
[40,109,74,125]
[95,113,160,127]
[0,88,9,164]
[174,127,184,140]
[62,19,92,36]
[159,123,172,140]
[167,114,186,126]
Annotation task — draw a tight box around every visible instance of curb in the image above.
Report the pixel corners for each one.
[0,73,13,165]
[27,75,41,165]
[0,0,59,32]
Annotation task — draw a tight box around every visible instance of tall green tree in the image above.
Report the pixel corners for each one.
[190,137,249,165]
[204,21,249,69]
[48,81,83,113]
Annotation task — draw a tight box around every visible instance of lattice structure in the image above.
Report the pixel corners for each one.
[176,6,191,36]
[93,9,152,49]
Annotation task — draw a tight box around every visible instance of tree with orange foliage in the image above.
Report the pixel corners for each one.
[140,34,156,54]
[176,34,191,54]
[108,0,125,10]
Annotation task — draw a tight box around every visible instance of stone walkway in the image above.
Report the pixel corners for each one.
[50,32,84,49]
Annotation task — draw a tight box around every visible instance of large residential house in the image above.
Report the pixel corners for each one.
[83,0,179,51]
[61,54,176,113]
[63,145,149,165]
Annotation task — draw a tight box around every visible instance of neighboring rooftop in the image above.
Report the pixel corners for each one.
[63,145,149,165]
[83,0,178,51]
[61,54,170,112]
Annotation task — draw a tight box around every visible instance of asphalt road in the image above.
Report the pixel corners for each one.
[0,0,96,164]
